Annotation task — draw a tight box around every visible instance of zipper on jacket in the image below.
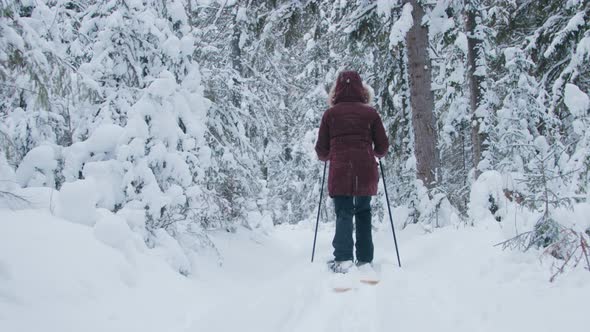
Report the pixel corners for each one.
[355,175,358,193]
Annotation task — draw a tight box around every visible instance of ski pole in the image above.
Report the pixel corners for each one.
[379,160,402,267]
[311,161,327,263]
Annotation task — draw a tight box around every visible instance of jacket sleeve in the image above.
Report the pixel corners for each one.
[315,111,330,161]
[372,113,389,158]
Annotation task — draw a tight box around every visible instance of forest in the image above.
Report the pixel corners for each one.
[1,1,589,331]
[1,0,589,268]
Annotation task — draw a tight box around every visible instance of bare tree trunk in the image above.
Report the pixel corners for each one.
[465,0,484,178]
[405,0,438,189]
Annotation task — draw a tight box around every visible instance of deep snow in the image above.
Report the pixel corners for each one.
[1,203,588,332]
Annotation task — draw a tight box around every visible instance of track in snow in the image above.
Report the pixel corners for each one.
[187,223,588,332]
[1,209,587,332]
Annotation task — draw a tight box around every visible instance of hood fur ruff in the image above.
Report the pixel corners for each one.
[327,76,374,107]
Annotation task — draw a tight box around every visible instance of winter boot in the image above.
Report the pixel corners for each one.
[327,260,354,274]
[356,261,379,284]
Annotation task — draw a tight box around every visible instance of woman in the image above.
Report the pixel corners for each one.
[315,70,389,273]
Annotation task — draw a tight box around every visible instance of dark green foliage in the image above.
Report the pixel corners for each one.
[532,217,560,250]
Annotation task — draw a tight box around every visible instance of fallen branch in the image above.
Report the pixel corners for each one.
[495,230,535,251]
[0,190,31,209]
[546,229,590,282]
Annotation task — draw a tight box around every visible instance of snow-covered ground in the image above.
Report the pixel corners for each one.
[1,205,588,332]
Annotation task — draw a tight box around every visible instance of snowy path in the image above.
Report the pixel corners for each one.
[1,210,588,332]
[190,226,384,332]
[187,224,588,332]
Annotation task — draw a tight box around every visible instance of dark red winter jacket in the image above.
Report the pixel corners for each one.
[315,71,389,197]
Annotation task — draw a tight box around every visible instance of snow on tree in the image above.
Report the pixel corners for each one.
[0,0,589,275]
[487,47,545,177]
[0,1,79,163]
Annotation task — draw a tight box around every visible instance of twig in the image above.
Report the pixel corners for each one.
[0,190,31,209]
[549,243,575,282]
[494,230,534,250]
[581,235,590,271]
[546,229,590,282]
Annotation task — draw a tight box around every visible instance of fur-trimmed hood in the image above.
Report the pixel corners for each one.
[327,71,374,107]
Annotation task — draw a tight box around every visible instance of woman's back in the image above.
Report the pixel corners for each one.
[323,102,383,162]
[315,71,388,196]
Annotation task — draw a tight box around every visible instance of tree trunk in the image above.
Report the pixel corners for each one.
[465,0,484,178]
[405,0,438,189]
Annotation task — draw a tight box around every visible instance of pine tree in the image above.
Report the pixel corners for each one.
[430,0,472,213]
[0,0,79,164]
[490,47,545,175]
